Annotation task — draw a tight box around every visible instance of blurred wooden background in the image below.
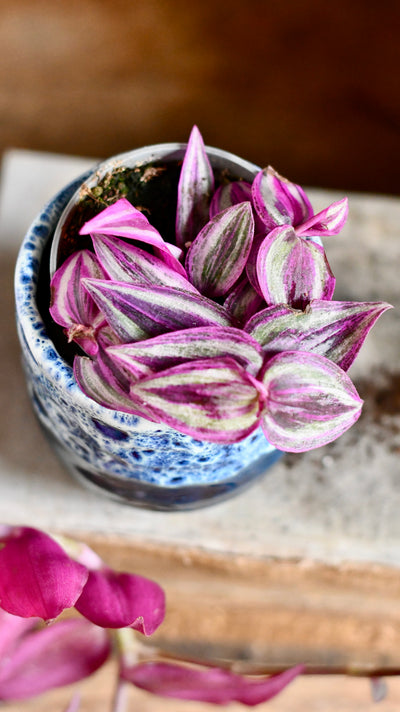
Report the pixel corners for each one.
[2,0,400,195]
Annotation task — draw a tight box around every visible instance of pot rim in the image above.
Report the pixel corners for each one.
[49,142,260,276]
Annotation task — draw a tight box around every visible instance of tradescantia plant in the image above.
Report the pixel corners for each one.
[49,126,391,452]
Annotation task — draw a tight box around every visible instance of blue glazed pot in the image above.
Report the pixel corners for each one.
[14,144,282,510]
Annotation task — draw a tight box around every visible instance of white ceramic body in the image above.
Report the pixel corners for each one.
[14,144,281,510]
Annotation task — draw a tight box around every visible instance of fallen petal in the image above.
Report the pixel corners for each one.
[75,568,165,634]
[122,661,303,705]
[0,619,110,700]
[176,125,215,249]
[0,527,88,621]
[186,202,254,298]
[261,351,363,452]
[0,609,39,659]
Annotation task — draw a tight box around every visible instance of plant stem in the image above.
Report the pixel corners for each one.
[111,677,129,712]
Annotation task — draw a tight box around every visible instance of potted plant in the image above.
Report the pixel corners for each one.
[14,126,390,509]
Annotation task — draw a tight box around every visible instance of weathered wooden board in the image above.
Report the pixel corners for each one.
[1,150,400,709]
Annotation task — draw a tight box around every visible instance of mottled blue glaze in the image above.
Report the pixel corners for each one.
[14,146,282,510]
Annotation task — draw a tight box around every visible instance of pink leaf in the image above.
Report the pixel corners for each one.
[107,326,264,378]
[245,300,392,371]
[0,527,88,621]
[256,226,335,309]
[224,277,265,326]
[251,166,312,231]
[296,197,349,237]
[83,280,231,342]
[80,198,185,276]
[185,202,254,298]
[122,661,303,706]
[261,351,363,452]
[50,250,107,355]
[75,568,165,634]
[0,619,110,700]
[209,180,252,217]
[73,355,155,418]
[176,125,215,249]
[130,357,262,443]
[92,234,196,291]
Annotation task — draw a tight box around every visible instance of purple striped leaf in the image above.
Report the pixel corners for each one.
[260,351,363,452]
[73,355,155,417]
[296,197,349,237]
[176,125,215,249]
[83,279,232,342]
[245,231,268,296]
[224,277,265,325]
[130,357,262,443]
[245,300,392,371]
[256,226,335,309]
[92,233,197,292]
[251,166,313,231]
[122,661,303,706]
[50,250,107,356]
[209,180,252,217]
[0,618,110,701]
[80,198,186,276]
[185,202,254,297]
[75,568,165,634]
[107,326,264,378]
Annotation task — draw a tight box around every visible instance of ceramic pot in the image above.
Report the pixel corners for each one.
[14,143,282,510]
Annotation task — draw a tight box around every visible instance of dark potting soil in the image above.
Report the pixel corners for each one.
[37,159,244,365]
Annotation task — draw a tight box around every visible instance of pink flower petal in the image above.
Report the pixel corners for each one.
[0,619,110,700]
[0,527,88,621]
[122,661,303,705]
[0,609,39,659]
[74,568,165,634]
